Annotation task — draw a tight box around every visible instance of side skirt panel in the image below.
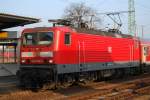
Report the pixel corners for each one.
[56,61,140,74]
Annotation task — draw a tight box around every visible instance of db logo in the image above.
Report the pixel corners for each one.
[108,47,112,53]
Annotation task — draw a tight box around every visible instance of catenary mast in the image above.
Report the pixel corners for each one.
[128,0,136,36]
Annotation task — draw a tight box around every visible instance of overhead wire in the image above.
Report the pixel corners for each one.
[136,1,150,12]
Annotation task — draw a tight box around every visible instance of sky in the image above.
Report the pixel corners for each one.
[0,0,150,38]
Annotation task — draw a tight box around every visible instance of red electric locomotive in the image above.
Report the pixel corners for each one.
[17,21,148,88]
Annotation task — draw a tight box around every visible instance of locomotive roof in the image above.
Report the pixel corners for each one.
[51,26,133,38]
[74,28,133,38]
[47,19,133,38]
[23,26,133,38]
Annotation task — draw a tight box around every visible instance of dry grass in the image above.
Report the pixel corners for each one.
[133,94,150,100]
[0,90,66,100]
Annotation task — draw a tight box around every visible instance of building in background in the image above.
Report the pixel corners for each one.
[0,31,18,63]
[0,13,39,76]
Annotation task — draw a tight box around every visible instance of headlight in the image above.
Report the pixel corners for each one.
[40,52,53,57]
[21,59,26,63]
[49,60,53,63]
[21,52,34,57]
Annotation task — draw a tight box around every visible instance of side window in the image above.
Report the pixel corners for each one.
[64,33,71,45]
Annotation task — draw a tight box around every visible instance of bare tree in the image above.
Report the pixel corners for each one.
[63,2,101,29]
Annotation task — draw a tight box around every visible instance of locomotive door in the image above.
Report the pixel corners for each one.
[78,41,86,72]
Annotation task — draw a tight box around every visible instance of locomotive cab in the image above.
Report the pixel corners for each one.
[17,26,75,88]
[20,31,54,65]
[17,27,59,88]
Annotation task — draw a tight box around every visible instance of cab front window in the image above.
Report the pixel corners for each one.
[23,32,53,45]
[38,32,53,45]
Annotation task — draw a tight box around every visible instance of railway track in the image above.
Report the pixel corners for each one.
[0,74,150,100]
[62,76,150,100]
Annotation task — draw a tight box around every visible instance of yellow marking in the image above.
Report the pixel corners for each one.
[0,32,8,38]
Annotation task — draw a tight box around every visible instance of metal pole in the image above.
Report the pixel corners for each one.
[2,44,4,63]
[142,25,144,39]
[128,0,136,36]
[14,45,17,63]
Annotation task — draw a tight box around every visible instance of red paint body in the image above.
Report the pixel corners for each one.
[20,26,142,65]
